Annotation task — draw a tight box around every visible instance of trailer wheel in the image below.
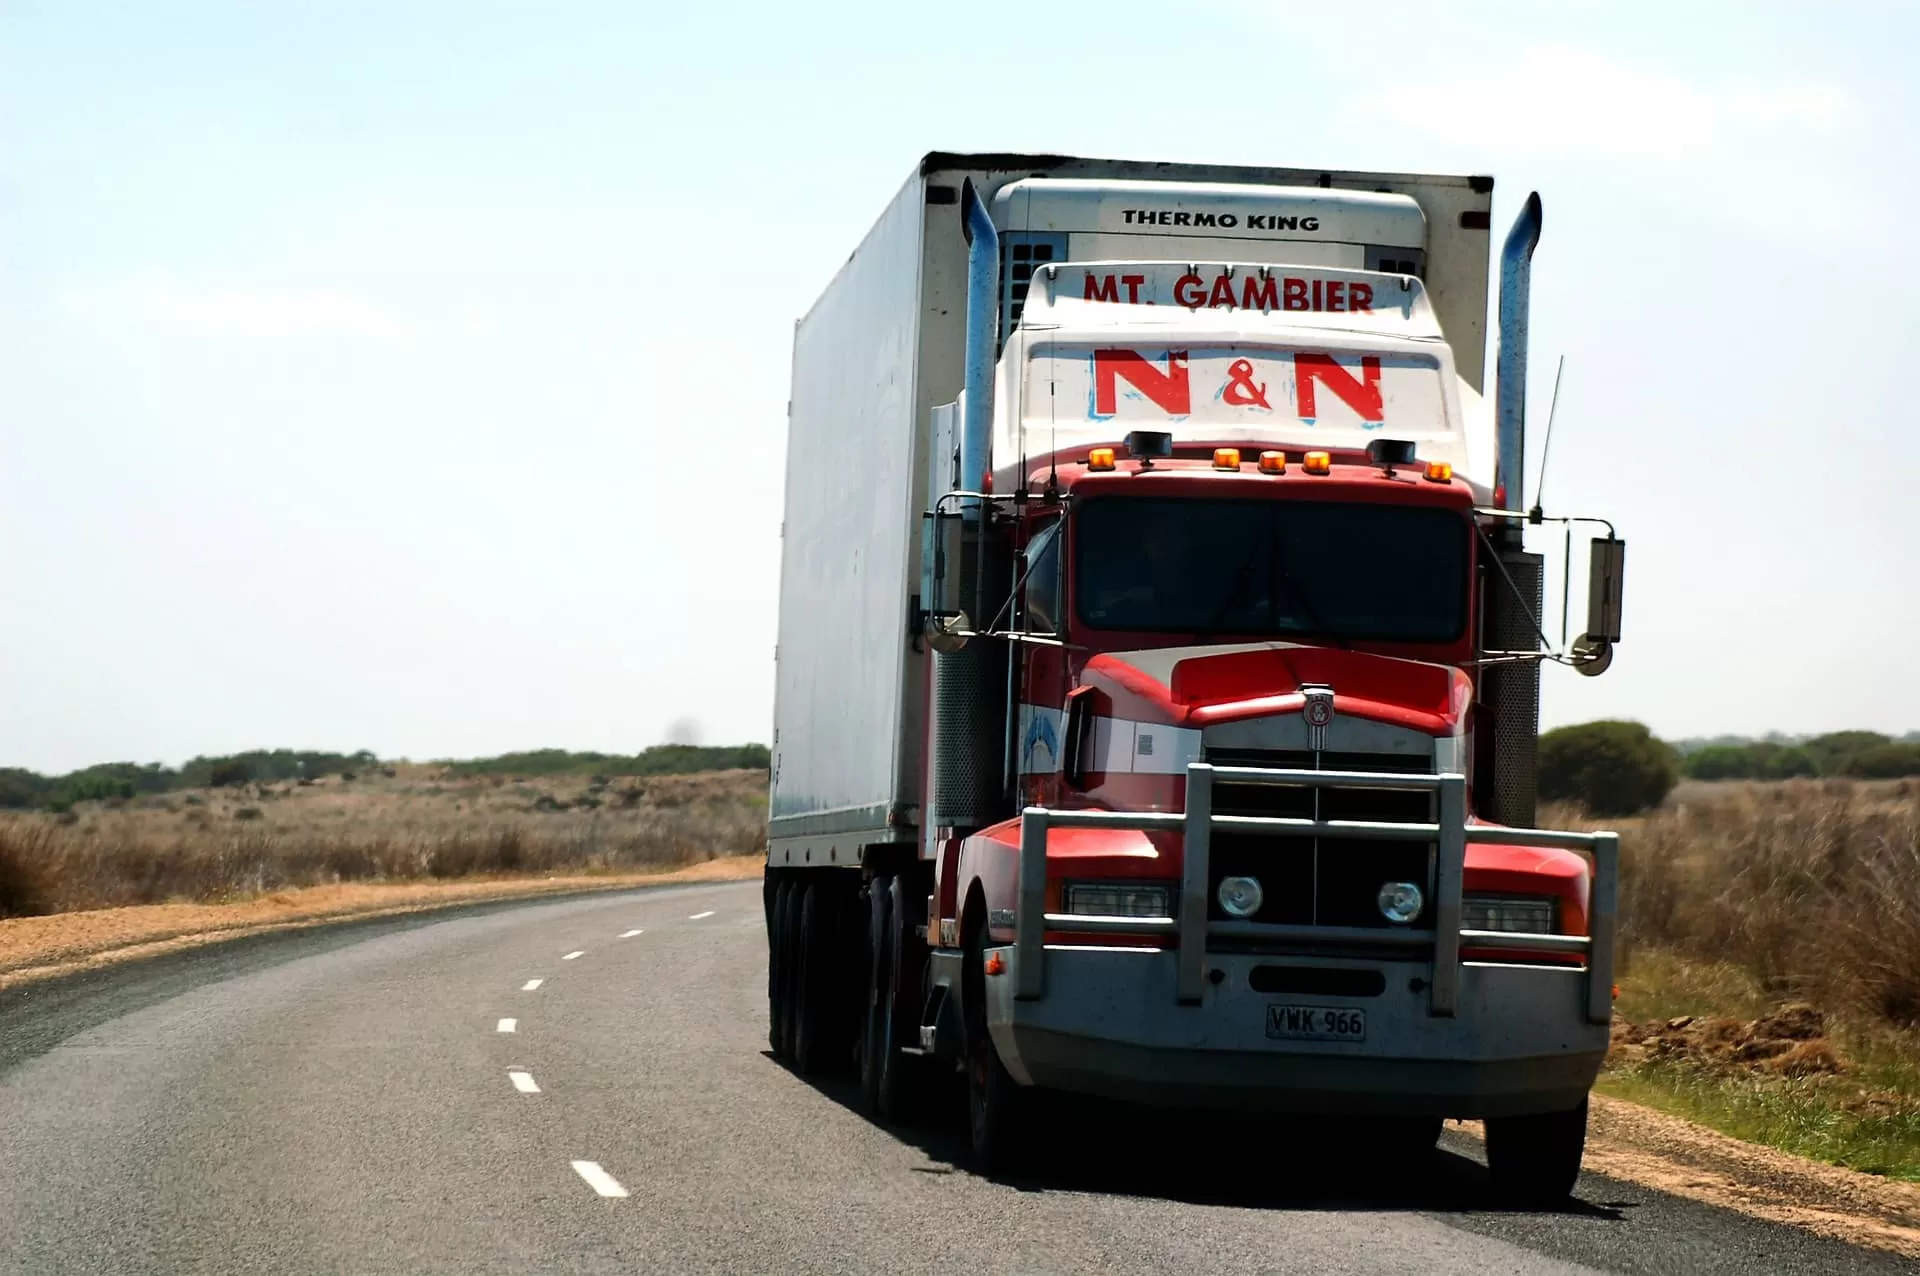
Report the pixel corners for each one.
[859,874,894,1113]
[1485,1098,1588,1202]
[793,881,827,1075]
[777,879,805,1060]
[963,926,1028,1173]
[768,878,791,1058]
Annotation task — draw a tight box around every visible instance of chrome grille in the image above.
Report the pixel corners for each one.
[1203,747,1435,931]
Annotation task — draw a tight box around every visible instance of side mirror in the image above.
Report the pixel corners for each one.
[1573,537,1625,677]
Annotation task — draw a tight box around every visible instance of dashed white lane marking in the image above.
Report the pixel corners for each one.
[688,911,715,920]
[509,1070,541,1094]
[619,928,643,938]
[562,951,585,961]
[497,1018,517,1034]
[571,1160,629,1198]
[521,979,543,991]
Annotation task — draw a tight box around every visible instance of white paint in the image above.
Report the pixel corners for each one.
[509,1070,541,1094]
[571,1160,629,1198]
[562,951,584,960]
[688,910,715,920]
[497,1018,517,1034]
[619,928,643,938]
[1018,702,1203,776]
[521,979,543,991]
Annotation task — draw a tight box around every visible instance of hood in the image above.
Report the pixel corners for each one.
[1082,641,1472,736]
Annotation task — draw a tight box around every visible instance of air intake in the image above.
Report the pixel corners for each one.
[1480,549,1544,828]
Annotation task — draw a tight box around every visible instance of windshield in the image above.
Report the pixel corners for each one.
[1073,497,1469,643]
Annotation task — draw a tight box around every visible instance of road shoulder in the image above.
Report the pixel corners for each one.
[0,854,763,991]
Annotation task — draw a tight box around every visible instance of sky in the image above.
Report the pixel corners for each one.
[3,0,1916,773]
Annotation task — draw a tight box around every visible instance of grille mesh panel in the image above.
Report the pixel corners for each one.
[1204,748,1435,930]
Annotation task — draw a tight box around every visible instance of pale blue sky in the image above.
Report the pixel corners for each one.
[3,0,1916,772]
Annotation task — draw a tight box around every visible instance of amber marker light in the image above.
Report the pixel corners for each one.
[1088,447,1116,471]
[1213,448,1241,470]
[1424,460,1454,483]
[1303,451,1332,475]
[1257,451,1286,474]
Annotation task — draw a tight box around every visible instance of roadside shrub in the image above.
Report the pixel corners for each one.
[0,821,55,917]
[1842,743,1920,780]
[208,760,252,788]
[1538,720,1679,816]
[1803,731,1893,777]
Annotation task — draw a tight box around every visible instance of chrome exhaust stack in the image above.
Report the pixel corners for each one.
[1496,192,1542,514]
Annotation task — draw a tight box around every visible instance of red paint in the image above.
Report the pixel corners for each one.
[1084,274,1119,303]
[1295,353,1383,422]
[1093,349,1191,415]
[1221,359,1271,409]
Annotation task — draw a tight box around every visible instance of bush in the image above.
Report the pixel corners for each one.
[1686,743,1819,781]
[1842,743,1920,780]
[207,760,252,788]
[0,822,55,918]
[1803,731,1893,777]
[1538,720,1679,816]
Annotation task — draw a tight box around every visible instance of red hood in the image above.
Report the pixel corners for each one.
[1082,642,1471,735]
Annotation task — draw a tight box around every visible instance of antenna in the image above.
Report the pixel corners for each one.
[1529,354,1565,521]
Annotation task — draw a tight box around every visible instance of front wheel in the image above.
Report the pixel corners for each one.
[1485,1098,1588,1203]
[964,930,1030,1173]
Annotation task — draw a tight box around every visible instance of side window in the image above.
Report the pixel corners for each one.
[1024,521,1062,635]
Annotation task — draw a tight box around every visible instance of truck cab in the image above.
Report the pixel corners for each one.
[766,154,1624,1201]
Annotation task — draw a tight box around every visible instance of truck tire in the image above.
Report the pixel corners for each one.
[1485,1098,1588,1202]
[963,926,1029,1173]
[860,873,925,1121]
[777,880,806,1060]
[768,878,791,1058]
[859,874,894,1113]
[793,881,827,1075]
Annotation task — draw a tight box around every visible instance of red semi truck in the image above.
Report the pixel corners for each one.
[764,151,1626,1199]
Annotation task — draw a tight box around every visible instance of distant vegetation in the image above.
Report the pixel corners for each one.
[440,745,770,778]
[0,745,770,813]
[1535,725,1920,816]
[1674,731,1920,784]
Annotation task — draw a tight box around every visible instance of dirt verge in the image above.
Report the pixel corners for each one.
[1457,1095,1920,1259]
[0,855,764,991]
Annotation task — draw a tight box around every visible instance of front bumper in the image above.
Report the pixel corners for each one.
[986,944,1607,1118]
[988,762,1620,1120]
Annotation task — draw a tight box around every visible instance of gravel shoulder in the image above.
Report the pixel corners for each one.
[0,854,764,990]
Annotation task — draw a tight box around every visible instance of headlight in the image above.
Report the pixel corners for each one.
[1063,882,1172,919]
[1462,894,1556,934]
[1377,881,1424,924]
[1216,875,1264,918]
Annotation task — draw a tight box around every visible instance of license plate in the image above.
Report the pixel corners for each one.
[1265,1004,1366,1042]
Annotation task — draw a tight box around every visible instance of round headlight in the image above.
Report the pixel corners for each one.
[1377,881,1424,924]
[1217,875,1264,918]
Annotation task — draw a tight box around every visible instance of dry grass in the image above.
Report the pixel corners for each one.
[1546,776,1920,1028]
[1544,778,1920,1179]
[0,765,769,918]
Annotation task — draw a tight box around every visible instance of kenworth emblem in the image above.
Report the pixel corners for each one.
[1301,684,1335,750]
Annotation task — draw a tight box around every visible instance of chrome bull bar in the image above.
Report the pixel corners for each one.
[1014,763,1619,1025]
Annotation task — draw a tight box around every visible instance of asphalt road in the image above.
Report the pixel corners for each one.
[1,879,1911,1274]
